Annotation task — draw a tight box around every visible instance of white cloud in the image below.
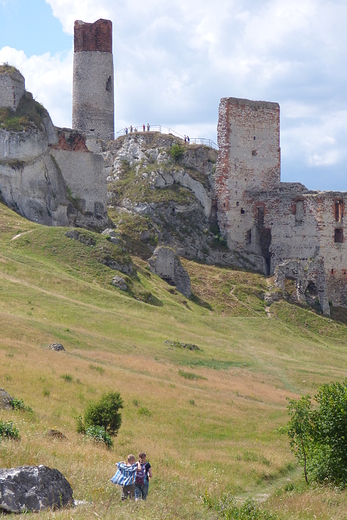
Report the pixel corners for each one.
[0,46,72,127]
[0,0,345,189]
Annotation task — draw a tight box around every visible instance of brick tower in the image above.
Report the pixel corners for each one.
[72,19,114,140]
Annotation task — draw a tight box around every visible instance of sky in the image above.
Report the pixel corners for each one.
[0,0,347,191]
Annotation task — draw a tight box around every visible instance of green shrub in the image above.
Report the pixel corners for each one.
[285,379,347,485]
[85,425,113,449]
[89,364,105,375]
[138,407,151,417]
[203,493,279,519]
[170,143,184,161]
[76,415,85,434]
[0,92,46,131]
[61,374,73,382]
[178,369,207,381]
[83,391,123,436]
[0,420,20,440]
[10,397,33,412]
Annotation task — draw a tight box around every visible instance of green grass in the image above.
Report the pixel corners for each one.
[1,201,347,518]
[0,91,46,131]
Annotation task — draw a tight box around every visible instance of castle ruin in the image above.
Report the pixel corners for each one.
[1,17,347,314]
[215,97,347,314]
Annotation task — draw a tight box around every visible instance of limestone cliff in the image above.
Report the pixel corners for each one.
[0,66,108,230]
[97,132,257,269]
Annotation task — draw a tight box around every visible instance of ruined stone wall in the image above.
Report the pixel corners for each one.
[215,97,281,271]
[265,190,347,307]
[0,70,25,111]
[313,193,347,306]
[72,19,114,141]
[50,148,107,229]
[215,95,347,308]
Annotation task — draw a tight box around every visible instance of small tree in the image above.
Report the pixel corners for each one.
[285,379,347,485]
[170,143,184,161]
[286,395,313,484]
[312,381,347,484]
[83,391,123,437]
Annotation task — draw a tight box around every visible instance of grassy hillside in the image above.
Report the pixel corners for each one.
[1,201,347,519]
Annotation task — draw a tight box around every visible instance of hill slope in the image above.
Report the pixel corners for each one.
[1,202,347,519]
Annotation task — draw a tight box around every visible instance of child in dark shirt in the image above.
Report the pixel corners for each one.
[135,451,152,500]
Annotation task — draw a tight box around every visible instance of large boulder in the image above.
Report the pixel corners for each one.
[0,465,73,513]
[148,246,191,298]
[0,388,13,410]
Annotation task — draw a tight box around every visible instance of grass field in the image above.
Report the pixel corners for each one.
[1,201,347,519]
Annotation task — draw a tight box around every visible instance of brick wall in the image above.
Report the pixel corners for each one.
[74,19,112,53]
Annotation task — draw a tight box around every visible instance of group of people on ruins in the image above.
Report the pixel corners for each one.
[125,123,150,134]
[123,124,191,144]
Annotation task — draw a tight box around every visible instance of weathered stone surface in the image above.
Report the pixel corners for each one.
[49,343,65,351]
[0,465,73,513]
[263,291,282,305]
[148,246,191,298]
[65,230,96,246]
[112,275,127,290]
[0,388,13,410]
[101,228,120,244]
[101,257,133,274]
[274,258,330,315]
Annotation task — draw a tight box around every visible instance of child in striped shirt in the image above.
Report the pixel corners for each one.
[115,454,141,500]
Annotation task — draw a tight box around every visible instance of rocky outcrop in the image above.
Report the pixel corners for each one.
[0,68,108,231]
[148,246,191,298]
[112,275,127,290]
[0,388,13,410]
[0,465,73,513]
[274,258,330,315]
[49,343,65,351]
[99,132,257,270]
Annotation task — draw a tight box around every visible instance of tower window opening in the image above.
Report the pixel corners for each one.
[335,200,343,222]
[240,208,245,215]
[295,200,304,224]
[334,229,343,243]
[106,76,112,92]
[245,229,251,245]
[257,206,264,227]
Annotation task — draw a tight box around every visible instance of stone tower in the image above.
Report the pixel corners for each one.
[215,97,281,274]
[0,65,25,111]
[72,19,114,141]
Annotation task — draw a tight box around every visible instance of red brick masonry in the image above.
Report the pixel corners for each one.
[51,130,89,152]
[74,19,112,53]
